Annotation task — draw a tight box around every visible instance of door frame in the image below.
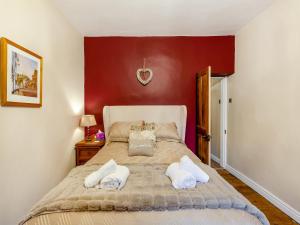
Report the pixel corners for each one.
[220,77,228,168]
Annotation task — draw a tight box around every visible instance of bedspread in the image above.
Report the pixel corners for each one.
[21,142,269,225]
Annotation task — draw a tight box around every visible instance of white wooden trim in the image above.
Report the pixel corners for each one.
[226,164,300,223]
[211,154,220,164]
[220,77,228,168]
[208,67,211,166]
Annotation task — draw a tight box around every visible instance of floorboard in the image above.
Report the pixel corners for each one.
[211,160,299,225]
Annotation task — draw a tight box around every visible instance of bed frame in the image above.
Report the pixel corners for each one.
[103,105,187,142]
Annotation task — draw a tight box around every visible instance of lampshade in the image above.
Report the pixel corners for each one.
[80,115,97,127]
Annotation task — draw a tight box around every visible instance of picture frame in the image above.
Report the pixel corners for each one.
[0,38,43,107]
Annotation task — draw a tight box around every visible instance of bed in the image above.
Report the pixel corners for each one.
[22,105,269,225]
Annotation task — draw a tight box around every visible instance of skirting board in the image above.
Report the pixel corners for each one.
[211,154,220,164]
[226,165,300,223]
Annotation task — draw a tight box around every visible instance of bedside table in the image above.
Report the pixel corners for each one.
[75,139,105,166]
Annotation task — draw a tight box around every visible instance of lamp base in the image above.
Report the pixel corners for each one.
[85,136,92,142]
[85,126,92,142]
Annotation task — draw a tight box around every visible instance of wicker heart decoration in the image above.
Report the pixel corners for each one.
[136,68,153,86]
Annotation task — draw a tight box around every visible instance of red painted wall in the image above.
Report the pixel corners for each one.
[85,36,234,152]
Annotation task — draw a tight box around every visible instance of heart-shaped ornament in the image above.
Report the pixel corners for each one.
[136,68,153,86]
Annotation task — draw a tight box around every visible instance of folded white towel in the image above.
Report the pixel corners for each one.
[98,165,130,190]
[165,162,196,189]
[179,155,209,183]
[84,159,117,188]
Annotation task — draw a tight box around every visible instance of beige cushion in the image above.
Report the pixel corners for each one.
[108,121,144,142]
[130,124,144,131]
[128,130,155,156]
[128,139,154,156]
[129,130,156,142]
[154,122,181,142]
[144,122,155,130]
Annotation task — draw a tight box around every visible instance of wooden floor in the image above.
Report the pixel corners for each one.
[211,160,298,225]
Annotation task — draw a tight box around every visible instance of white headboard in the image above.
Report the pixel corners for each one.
[103,105,187,142]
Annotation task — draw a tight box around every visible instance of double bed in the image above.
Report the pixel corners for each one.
[22,105,269,225]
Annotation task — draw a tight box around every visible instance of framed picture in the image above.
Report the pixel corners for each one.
[0,38,43,107]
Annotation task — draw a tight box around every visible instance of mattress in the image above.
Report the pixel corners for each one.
[23,141,269,225]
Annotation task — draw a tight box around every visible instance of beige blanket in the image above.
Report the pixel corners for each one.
[20,142,269,225]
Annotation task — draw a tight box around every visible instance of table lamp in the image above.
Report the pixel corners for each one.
[80,115,97,141]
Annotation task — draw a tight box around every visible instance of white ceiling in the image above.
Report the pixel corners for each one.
[52,0,274,36]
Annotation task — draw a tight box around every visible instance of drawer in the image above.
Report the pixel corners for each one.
[79,149,98,159]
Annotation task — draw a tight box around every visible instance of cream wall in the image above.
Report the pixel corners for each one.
[211,79,221,159]
[0,1,84,225]
[228,0,300,217]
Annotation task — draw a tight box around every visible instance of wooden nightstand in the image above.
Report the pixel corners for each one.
[75,139,105,166]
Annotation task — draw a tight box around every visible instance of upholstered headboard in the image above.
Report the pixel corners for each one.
[103,105,187,142]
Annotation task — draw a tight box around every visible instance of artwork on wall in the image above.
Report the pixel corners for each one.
[136,58,153,86]
[0,38,43,107]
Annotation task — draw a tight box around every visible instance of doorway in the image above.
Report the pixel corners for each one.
[210,77,227,168]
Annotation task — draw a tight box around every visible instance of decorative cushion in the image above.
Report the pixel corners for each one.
[128,130,155,156]
[128,139,154,157]
[129,130,156,142]
[130,124,144,131]
[144,122,155,131]
[154,122,181,142]
[108,121,144,142]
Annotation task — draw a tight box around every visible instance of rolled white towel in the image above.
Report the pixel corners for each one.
[84,159,117,188]
[179,155,209,183]
[98,165,130,190]
[165,162,196,189]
